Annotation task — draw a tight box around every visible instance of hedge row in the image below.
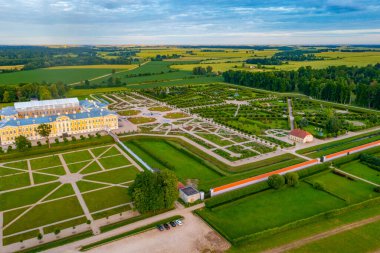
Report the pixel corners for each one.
[205,181,269,209]
[332,146,380,167]
[234,196,380,244]
[0,136,114,162]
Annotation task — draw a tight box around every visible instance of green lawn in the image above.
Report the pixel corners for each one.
[90,146,112,157]
[0,182,60,211]
[307,172,379,203]
[290,218,380,253]
[0,173,31,191]
[3,196,85,235]
[98,155,131,169]
[196,133,234,146]
[339,160,380,185]
[198,183,345,240]
[63,150,93,164]
[82,187,131,213]
[124,139,222,189]
[83,167,139,184]
[30,155,61,170]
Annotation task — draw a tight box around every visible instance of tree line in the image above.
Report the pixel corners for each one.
[223,64,380,109]
[0,82,69,103]
[0,46,139,71]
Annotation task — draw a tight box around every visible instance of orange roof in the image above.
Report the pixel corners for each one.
[289,129,312,139]
[213,159,318,193]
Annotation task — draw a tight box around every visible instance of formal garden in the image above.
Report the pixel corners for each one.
[0,143,142,246]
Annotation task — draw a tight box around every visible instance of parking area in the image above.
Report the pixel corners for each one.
[87,212,230,253]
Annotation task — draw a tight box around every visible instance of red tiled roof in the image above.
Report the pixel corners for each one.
[177,182,185,189]
[289,129,312,139]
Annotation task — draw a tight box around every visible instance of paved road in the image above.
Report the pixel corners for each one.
[263,214,380,253]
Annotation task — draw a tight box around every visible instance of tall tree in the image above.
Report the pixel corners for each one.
[35,124,52,148]
[15,135,32,152]
[128,170,178,213]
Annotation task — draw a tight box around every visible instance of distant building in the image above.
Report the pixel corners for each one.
[179,186,201,204]
[0,98,118,145]
[288,129,313,143]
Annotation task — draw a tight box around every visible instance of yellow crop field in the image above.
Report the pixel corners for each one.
[0,65,24,70]
[48,64,138,70]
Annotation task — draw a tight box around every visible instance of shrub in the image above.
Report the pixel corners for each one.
[71,136,77,141]
[37,233,43,240]
[285,172,299,187]
[7,145,12,152]
[374,187,380,193]
[96,132,101,138]
[54,229,60,235]
[88,134,94,139]
[37,141,42,146]
[313,181,326,191]
[63,137,69,143]
[55,138,59,144]
[267,174,285,189]
[80,135,86,141]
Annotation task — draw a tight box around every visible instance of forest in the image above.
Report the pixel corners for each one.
[223,64,380,109]
[0,46,139,70]
[0,82,69,103]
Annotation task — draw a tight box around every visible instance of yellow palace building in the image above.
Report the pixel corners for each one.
[0,98,118,145]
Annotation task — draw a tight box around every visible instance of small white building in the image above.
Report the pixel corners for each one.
[179,186,200,204]
[289,129,313,143]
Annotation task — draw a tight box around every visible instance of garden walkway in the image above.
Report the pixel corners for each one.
[287,98,294,130]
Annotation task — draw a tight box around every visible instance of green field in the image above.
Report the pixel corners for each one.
[339,160,380,185]
[198,182,346,240]
[290,218,380,253]
[0,68,115,85]
[124,138,222,189]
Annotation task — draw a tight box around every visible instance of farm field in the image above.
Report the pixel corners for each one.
[197,182,346,240]
[0,143,142,246]
[0,68,118,85]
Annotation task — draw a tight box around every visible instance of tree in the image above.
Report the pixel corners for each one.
[38,86,52,100]
[2,90,10,103]
[206,65,213,73]
[129,170,178,213]
[35,124,52,148]
[267,174,285,189]
[15,135,31,152]
[285,172,299,187]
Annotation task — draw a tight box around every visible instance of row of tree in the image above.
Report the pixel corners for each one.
[192,66,213,75]
[0,46,139,70]
[223,64,380,109]
[0,82,69,103]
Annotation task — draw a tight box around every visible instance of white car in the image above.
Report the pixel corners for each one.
[175,219,183,226]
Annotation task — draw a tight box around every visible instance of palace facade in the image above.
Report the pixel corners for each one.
[0,98,118,145]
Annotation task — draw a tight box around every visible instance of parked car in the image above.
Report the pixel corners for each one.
[156,224,164,231]
[163,223,170,230]
[170,221,177,227]
[175,219,183,226]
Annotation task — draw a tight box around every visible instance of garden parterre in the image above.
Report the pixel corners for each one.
[0,144,142,246]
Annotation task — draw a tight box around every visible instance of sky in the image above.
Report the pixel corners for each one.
[1,0,380,45]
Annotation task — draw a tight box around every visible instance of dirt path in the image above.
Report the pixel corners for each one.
[263,214,380,253]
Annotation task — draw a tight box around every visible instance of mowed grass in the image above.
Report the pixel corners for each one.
[306,172,379,203]
[48,64,137,70]
[83,166,139,184]
[82,187,132,213]
[3,196,85,235]
[339,160,380,185]
[30,155,61,170]
[290,218,380,253]
[0,173,31,191]
[124,139,223,187]
[198,183,345,240]
[98,155,131,169]
[128,117,156,124]
[0,68,115,85]
[63,150,93,164]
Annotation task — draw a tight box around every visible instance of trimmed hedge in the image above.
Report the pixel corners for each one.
[0,136,114,162]
[205,181,269,209]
